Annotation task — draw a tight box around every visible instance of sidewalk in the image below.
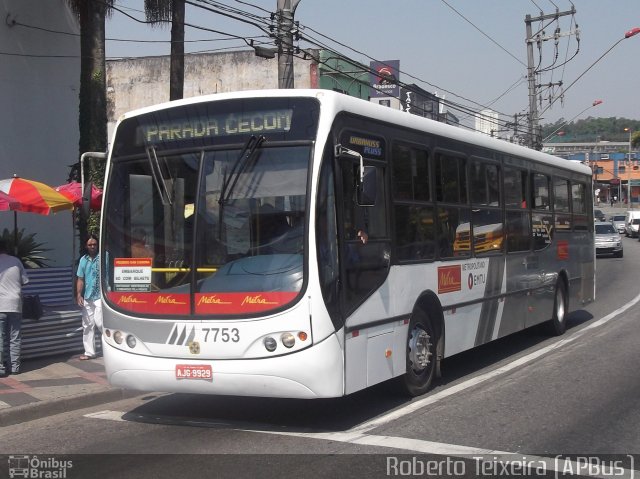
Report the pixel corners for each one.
[0,353,136,427]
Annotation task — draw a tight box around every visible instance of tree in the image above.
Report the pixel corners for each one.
[1,228,51,268]
[542,117,640,143]
[144,0,185,101]
[66,0,113,244]
[632,131,640,149]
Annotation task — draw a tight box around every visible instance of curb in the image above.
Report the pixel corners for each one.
[0,388,140,427]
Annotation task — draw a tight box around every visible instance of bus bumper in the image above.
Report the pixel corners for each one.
[103,333,345,399]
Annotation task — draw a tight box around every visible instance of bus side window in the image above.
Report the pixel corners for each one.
[504,167,528,208]
[532,173,552,250]
[532,173,550,210]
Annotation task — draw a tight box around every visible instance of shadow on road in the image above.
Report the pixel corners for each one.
[123,309,594,433]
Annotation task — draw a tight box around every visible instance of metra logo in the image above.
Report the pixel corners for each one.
[154,295,187,305]
[438,265,462,294]
[117,295,147,304]
[241,295,278,306]
[198,295,232,305]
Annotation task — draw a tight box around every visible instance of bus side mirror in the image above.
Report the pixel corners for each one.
[335,144,376,206]
[357,166,376,207]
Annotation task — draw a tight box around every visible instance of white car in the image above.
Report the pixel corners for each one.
[610,214,626,234]
[624,211,640,237]
[595,222,623,258]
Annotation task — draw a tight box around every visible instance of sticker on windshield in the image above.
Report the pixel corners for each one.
[113,258,152,292]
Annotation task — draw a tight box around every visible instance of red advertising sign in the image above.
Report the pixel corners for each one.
[108,292,190,315]
[438,265,462,294]
[195,292,298,314]
[107,291,298,315]
[557,240,569,260]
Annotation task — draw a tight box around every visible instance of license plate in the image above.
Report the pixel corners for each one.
[175,364,212,381]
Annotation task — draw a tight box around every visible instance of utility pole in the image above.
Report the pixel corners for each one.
[276,0,302,88]
[169,0,185,101]
[525,6,577,150]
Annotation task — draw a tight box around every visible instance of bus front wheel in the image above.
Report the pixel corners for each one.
[400,312,436,396]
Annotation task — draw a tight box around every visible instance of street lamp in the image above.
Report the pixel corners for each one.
[624,127,634,208]
[543,99,603,143]
[538,27,640,119]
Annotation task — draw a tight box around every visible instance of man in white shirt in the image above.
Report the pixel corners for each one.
[0,239,29,377]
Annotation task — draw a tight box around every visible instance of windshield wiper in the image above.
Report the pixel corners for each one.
[217,135,266,240]
[145,146,173,205]
[219,135,266,206]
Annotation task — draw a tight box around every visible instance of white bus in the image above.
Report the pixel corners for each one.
[99,89,595,398]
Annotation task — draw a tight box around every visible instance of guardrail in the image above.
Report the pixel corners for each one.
[21,267,101,359]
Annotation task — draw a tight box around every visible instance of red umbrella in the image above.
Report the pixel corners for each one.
[0,176,74,254]
[55,181,102,210]
[0,191,20,211]
[0,177,73,214]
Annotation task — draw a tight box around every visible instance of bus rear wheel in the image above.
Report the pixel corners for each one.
[545,281,567,336]
[400,312,436,396]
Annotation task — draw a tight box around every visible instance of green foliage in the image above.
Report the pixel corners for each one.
[144,0,173,24]
[66,0,110,248]
[1,228,51,268]
[542,117,640,143]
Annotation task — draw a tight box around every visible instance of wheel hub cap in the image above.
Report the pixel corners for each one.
[409,326,432,373]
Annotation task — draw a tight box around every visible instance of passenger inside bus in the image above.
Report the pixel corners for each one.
[251,204,303,255]
[131,228,154,259]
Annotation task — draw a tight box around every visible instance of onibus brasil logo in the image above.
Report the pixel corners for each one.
[8,455,73,478]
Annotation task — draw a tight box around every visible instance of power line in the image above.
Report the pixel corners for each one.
[10,0,529,135]
[10,18,265,45]
[299,47,527,136]
[109,0,528,125]
[440,0,526,67]
[298,26,514,121]
[229,0,272,15]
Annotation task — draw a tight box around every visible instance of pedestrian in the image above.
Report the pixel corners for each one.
[76,234,102,360]
[0,239,29,377]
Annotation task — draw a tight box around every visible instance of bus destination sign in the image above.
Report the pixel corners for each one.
[138,109,293,144]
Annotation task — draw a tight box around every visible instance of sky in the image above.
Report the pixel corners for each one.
[106,0,640,128]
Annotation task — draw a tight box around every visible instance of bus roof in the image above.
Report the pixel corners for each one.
[116,89,592,177]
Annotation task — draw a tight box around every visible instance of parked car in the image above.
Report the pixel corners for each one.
[610,214,626,233]
[595,222,623,257]
[594,209,606,222]
[624,211,640,237]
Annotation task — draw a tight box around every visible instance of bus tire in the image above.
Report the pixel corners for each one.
[400,311,436,396]
[545,280,567,336]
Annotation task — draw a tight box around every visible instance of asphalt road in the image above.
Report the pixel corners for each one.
[2,235,640,479]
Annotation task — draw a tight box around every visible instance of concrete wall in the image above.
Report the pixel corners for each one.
[0,0,80,267]
[107,50,317,141]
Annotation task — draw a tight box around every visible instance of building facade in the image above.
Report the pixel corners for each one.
[106,50,321,140]
[543,140,640,204]
[475,109,500,137]
[106,51,458,139]
[0,0,80,266]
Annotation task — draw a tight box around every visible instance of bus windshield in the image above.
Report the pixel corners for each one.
[103,143,309,317]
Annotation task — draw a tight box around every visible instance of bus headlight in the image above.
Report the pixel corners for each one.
[264,337,277,352]
[113,331,124,345]
[126,335,137,349]
[281,332,295,348]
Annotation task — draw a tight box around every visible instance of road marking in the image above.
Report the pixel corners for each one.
[351,289,640,434]
[83,411,637,478]
[84,292,640,479]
